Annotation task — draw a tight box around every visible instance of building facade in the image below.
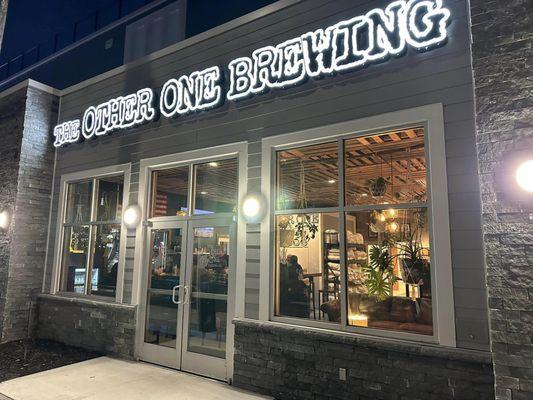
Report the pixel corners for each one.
[0,1,531,399]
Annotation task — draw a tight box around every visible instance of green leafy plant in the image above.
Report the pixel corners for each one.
[363,245,398,301]
[397,234,431,296]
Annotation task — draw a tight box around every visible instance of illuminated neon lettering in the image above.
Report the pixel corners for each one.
[53,120,80,147]
[227,58,254,101]
[53,1,451,147]
[136,88,156,123]
[332,16,369,72]
[160,66,223,118]
[301,28,335,78]
[403,0,450,49]
[197,66,223,109]
[82,106,97,139]
[251,46,278,95]
[275,38,306,88]
[228,0,450,100]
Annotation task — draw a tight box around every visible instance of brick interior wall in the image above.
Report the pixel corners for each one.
[233,320,494,400]
[37,294,137,358]
[470,1,533,399]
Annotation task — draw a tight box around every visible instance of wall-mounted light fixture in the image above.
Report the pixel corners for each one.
[0,209,11,231]
[123,204,142,229]
[241,193,267,223]
[516,159,533,193]
[497,150,533,201]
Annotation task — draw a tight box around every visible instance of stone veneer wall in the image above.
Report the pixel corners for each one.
[233,320,494,400]
[0,87,27,341]
[0,84,57,342]
[470,1,533,399]
[37,294,136,358]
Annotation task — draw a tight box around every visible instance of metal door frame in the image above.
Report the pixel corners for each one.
[180,217,236,381]
[138,220,188,369]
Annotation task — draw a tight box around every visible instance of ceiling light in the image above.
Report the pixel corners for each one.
[328,179,336,184]
[208,162,218,167]
[200,191,208,195]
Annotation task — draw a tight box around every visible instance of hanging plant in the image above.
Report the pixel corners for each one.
[397,231,431,297]
[368,177,388,197]
[292,214,319,246]
[369,210,387,233]
[278,214,319,248]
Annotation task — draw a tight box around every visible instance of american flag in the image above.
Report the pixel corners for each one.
[153,192,168,217]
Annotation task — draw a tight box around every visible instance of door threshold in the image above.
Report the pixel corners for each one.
[139,360,229,384]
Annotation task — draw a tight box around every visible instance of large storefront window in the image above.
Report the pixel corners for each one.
[60,175,124,297]
[275,127,433,336]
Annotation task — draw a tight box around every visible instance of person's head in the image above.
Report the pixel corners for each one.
[288,255,298,265]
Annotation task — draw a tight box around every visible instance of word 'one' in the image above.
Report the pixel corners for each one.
[53,0,451,148]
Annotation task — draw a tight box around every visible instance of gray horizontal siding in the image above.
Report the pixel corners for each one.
[49,0,488,350]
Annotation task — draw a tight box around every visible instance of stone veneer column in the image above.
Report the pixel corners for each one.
[0,83,58,342]
[470,1,533,399]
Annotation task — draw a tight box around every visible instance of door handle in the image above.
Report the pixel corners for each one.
[184,285,190,305]
[171,285,182,304]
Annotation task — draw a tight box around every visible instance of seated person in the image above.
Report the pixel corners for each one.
[279,255,309,318]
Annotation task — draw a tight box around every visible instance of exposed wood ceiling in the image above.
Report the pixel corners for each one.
[278,127,427,209]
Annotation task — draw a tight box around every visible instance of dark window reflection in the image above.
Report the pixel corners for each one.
[96,177,124,221]
[194,159,238,214]
[90,224,121,297]
[151,166,190,217]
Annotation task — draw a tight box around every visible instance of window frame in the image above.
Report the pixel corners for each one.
[145,153,240,222]
[261,104,455,347]
[51,163,131,303]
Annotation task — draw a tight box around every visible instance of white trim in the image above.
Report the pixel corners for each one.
[260,103,456,347]
[42,94,61,294]
[50,163,132,304]
[133,142,248,375]
[0,78,60,100]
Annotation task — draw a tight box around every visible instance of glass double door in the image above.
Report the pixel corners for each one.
[140,219,234,381]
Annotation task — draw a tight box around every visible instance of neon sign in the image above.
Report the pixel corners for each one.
[53,0,451,147]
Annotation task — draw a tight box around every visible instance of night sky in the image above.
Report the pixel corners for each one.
[1,0,277,64]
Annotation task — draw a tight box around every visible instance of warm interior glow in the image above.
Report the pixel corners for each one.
[349,314,368,327]
[516,160,533,193]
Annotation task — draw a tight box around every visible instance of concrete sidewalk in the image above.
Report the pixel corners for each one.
[0,357,270,400]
